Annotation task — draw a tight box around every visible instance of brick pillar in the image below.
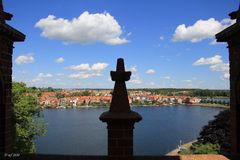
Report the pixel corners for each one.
[216,7,240,156]
[100,58,142,160]
[229,42,240,155]
[0,0,25,154]
[0,37,13,153]
[0,67,4,153]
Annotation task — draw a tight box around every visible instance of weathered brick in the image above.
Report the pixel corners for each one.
[108,138,117,147]
[108,130,124,138]
[117,138,133,147]
[108,147,124,156]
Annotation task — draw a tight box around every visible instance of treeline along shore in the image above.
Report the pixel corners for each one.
[25,87,230,109]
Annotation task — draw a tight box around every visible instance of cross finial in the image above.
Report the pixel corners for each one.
[110,58,131,82]
[116,58,125,72]
[229,4,240,23]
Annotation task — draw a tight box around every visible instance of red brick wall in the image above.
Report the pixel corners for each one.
[0,35,14,153]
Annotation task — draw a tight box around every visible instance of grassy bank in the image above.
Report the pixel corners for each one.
[190,103,229,109]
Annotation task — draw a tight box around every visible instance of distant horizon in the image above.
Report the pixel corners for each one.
[17,82,229,91]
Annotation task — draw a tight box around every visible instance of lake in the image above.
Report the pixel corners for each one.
[35,105,224,155]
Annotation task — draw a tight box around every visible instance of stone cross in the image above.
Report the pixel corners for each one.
[110,58,131,113]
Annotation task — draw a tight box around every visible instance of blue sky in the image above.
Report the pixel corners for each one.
[5,0,239,89]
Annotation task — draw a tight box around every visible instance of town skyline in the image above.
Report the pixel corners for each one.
[6,0,239,89]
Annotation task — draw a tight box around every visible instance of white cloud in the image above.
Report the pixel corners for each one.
[67,62,108,80]
[129,66,137,73]
[183,80,192,83]
[130,79,142,84]
[160,36,164,40]
[68,72,102,79]
[67,64,91,71]
[56,73,64,76]
[193,55,229,80]
[15,54,34,65]
[149,82,155,86]
[38,73,53,78]
[35,12,128,45]
[32,73,53,82]
[222,73,230,80]
[91,63,109,72]
[193,55,222,66]
[172,18,235,43]
[209,63,229,72]
[210,63,229,80]
[146,69,156,74]
[163,76,171,79]
[127,65,142,84]
[55,57,64,63]
[67,63,108,72]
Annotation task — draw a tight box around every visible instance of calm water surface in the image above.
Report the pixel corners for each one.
[35,105,224,155]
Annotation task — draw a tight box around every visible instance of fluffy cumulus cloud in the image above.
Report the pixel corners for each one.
[68,73,102,79]
[193,55,229,80]
[128,66,142,84]
[146,69,156,74]
[91,63,109,72]
[67,64,91,71]
[129,66,137,74]
[32,73,53,82]
[15,54,34,65]
[67,62,108,79]
[193,55,222,66]
[35,12,128,45]
[55,57,64,63]
[67,63,108,72]
[172,18,235,43]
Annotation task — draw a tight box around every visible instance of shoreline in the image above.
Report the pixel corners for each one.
[40,103,229,109]
[189,103,229,109]
[166,140,197,156]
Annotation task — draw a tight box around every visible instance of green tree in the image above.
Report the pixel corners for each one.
[81,90,91,96]
[12,82,47,153]
[194,109,230,154]
[55,93,65,99]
